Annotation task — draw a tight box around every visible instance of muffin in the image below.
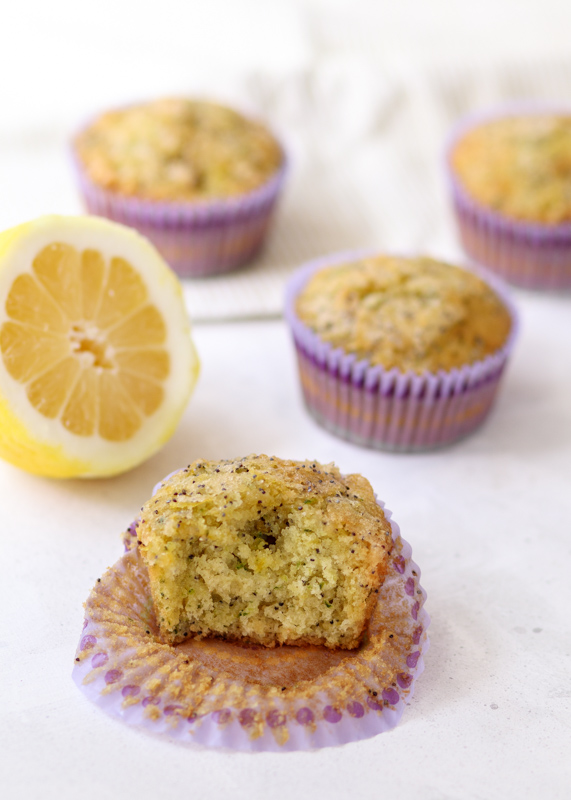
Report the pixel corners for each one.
[72,98,287,277]
[447,109,571,289]
[73,468,429,750]
[285,252,517,451]
[137,454,393,650]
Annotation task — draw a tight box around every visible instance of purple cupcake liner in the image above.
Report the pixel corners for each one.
[74,502,429,752]
[446,105,571,290]
[284,251,518,452]
[71,123,287,279]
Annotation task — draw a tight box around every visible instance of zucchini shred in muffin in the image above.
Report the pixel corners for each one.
[136,454,393,650]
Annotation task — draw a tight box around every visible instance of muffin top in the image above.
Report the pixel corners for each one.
[74,98,283,202]
[295,255,511,373]
[141,454,391,557]
[451,114,571,224]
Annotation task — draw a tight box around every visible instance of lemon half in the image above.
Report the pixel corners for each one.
[0,215,199,478]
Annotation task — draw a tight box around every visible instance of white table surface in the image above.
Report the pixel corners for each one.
[2,297,571,799]
[2,1,571,797]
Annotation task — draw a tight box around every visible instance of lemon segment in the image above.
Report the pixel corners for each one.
[0,215,199,478]
[0,322,68,382]
[5,272,69,331]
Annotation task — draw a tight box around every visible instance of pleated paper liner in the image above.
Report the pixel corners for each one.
[285,252,518,452]
[74,506,429,751]
[71,126,287,279]
[446,105,571,290]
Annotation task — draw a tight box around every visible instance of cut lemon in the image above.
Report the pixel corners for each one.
[0,215,199,478]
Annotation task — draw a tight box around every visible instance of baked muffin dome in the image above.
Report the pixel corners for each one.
[73,98,284,202]
[137,455,393,650]
[71,98,287,278]
[295,254,511,374]
[451,114,571,224]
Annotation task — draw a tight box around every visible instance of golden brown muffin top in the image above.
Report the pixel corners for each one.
[141,454,391,554]
[74,98,283,201]
[452,114,571,224]
[295,255,511,373]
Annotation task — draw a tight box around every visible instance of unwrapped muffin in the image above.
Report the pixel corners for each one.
[72,98,287,277]
[286,252,517,451]
[447,108,571,289]
[136,454,393,649]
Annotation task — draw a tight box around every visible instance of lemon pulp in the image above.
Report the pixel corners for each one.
[1,242,169,441]
[0,215,198,478]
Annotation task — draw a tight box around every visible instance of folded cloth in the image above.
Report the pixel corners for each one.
[183,54,571,320]
[2,53,570,321]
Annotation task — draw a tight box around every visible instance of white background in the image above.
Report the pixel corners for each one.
[1,2,571,798]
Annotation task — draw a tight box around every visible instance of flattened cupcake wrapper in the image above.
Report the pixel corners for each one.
[284,252,518,452]
[74,503,429,751]
[446,106,571,290]
[71,144,287,279]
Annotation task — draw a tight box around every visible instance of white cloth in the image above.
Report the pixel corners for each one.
[182,54,571,319]
[3,46,571,320]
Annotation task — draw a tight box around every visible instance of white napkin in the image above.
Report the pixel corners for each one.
[183,54,571,320]
[1,45,570,322]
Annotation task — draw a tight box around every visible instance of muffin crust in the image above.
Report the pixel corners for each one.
[74,98,283,201]
[452,114,571,224]
[295,255,511,373]
[137,455,393,649]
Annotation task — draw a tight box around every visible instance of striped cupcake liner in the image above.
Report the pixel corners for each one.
[71,136,287,279]
[73,503,429,751]
[285,252,518,452]
[446,106,571,290]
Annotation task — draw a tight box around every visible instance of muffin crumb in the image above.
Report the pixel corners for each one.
[137,455,392,649]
